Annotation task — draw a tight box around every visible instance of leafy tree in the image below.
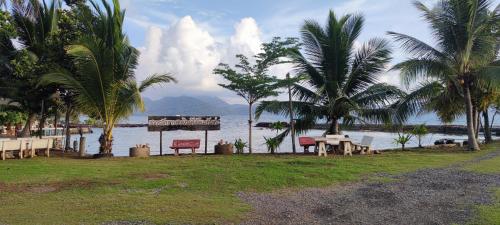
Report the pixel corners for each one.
[214,37,299,153]
[257,11,403,137]
[411,124,428,148]
[40,0,175,156]
[0,0,63,137]
[389,0,500,151]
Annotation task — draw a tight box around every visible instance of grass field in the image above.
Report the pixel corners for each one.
[464,149,500,225]
[0,144,498,224]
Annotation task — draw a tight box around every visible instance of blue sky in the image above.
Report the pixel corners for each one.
[120,0,498,103]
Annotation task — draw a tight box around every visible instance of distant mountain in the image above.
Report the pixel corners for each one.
[139,96,249,116]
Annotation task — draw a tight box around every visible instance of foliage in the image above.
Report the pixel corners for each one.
[411,124,428,148]
[0,0,65,137]
[0,111,27,125]
[263,136,280,154]
[269,121,285,134]
[214,37,300,153]
[40,0,175,155]
[214,37,299,106]
[389,0,500,150]
[84,117,100,126]
[234,138,247,154]
[394,132,413,151]
[257,10,404,137]
[0,9,16,37]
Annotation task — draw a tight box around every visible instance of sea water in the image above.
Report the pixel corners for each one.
[69,114,481,156]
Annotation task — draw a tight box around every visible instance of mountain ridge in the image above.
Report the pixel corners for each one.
[138,96,250,116]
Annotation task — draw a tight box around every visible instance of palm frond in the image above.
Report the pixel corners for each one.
[139,73,177,92]
[387,31,446,59]
[344,38,392,95]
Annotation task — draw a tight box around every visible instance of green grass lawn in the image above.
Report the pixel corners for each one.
[464,148,500,225]
[0,144,498,225]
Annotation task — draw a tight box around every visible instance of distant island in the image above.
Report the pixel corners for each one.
[138,96,251,116]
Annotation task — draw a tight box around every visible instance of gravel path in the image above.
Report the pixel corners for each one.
[240,151,500,225]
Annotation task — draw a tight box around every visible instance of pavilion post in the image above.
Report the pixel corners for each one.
[160,131,163,156]
[204,130,208,154]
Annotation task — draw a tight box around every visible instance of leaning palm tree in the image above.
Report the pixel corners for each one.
[388,0,499,150]
[40,0,175,156]
[257,11,404,137]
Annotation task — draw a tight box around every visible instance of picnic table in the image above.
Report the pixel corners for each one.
[313,136,353,157]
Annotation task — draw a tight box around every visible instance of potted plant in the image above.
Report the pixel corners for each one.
[129,144,150,158]
[215,140,233,155]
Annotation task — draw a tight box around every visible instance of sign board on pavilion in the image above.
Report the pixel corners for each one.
[148,116,221,132]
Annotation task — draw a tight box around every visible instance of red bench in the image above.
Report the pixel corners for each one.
[299,137,316,153]
[170,139,200,156]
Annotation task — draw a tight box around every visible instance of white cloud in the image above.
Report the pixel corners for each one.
[229,18,262,57]
[136,16,266,100]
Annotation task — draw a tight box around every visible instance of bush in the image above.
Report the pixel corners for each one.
[234,138,247,154]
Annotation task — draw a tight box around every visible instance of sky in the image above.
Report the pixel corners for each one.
[121,0,499,104]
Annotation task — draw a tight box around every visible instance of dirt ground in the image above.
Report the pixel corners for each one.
[240,151,500,225]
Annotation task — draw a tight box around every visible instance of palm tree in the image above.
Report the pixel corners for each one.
[0,0,62,137]
[40,0,175,156]
[389,0,499,150]
[257,11,403,136]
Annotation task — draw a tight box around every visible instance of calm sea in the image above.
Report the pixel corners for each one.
[70,114,487,156]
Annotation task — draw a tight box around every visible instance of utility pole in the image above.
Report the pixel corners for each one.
[287,73,296,154]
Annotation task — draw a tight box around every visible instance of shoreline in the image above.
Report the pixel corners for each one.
[107,123,500,136]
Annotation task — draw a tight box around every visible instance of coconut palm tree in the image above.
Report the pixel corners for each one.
[257,11,404,136]
[0,0,62,137]
[40,0,176,156]
[388,0,499,150]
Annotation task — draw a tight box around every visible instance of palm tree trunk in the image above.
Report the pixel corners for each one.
[483,110,492,143]
[19,113,36,137]
[38,114,46,139]
[99,127,114,156]
[248,103,253,154]
[328,119,340,134]
[64,105,72,151]
[463,84,480,150]
[287,74,296,154]
[473,107,480,139]
[54,110,58,136]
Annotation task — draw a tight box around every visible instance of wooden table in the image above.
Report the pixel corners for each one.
[313,137,353,157]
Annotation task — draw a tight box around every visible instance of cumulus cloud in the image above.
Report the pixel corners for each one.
[136,16,267,100]
[228,18,262,58]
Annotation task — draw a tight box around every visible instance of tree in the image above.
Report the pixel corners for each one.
[0,0,63,137]
[214,37,299,154]
[394,132,413,151]
[40,0,176,156]
[411,124,428,148]
[389,0,499,151]
[257,11,403,137]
